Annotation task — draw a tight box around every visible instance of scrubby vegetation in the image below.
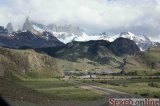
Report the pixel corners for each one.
[0,47,64,78]
[148,82,160,88]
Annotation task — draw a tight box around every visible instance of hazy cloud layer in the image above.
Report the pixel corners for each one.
[0,0,160,41]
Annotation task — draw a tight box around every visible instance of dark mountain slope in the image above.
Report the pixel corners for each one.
[37,38,140,57]
[35,38,140,65]
[109,37,140,55]
[0,29,64,48]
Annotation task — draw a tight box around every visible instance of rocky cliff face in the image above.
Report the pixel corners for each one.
[22,17,34,32]
[6,22,13,33]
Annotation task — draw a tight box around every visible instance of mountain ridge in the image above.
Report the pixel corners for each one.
[35,37,140,64]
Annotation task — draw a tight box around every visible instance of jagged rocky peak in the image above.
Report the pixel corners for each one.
[99,32,109,37]
[142,35,151,41]
[119,32,156,51]
[120,32,130,35]
[22,17,84,36]
[100,32,107,35]
[120,32,136,40]
[57,24,84,35]
[6,22,13,33]
[47,24,58,31]
[98,32,116,42]
[119,32,150,42]
[22,16,34,31]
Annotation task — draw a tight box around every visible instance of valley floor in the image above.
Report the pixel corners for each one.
[0,78,106,106]
[1,76,160,106]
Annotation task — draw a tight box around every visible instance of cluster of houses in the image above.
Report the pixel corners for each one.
[64,70,117,77]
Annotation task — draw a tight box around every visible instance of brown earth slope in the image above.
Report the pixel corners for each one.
[0,47,63,78]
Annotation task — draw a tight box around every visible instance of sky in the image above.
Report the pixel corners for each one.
[0,0,160,41]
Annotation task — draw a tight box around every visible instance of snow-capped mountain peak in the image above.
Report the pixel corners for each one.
[119,32,156,51]
[120,32,136,40]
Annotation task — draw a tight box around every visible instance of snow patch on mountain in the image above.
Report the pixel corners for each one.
[53,32,77,44]
[120,32,136,40]
[98,33,117,42]
[33,25,44,33]
[74,32,99,42]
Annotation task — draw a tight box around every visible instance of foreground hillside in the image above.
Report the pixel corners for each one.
[0,78,105,106]
[123,46,160,75]
[0,47,64,78]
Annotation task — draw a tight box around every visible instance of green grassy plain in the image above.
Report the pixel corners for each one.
[79,76,160,98]
[12,78,102,101]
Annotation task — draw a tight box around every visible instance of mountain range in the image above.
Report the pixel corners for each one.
[0,17,158,51]
[0,17,160,78]
[21,17,158,51]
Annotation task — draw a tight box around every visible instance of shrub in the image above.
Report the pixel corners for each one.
[140,93,149,97]
[108,82,120,86]
[154,95,159,98]
[148,82,160,88]
[122,84,128,87]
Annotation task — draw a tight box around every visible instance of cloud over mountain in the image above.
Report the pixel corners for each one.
[0,0,160,41]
